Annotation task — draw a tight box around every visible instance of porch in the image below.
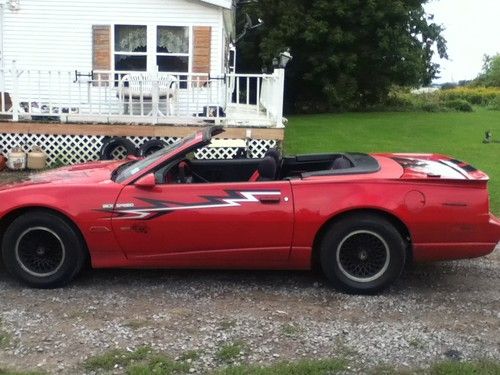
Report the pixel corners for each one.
[0,66,286,128]
[0,122,283,166]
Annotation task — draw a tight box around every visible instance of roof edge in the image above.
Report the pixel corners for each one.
[199,0,232,9]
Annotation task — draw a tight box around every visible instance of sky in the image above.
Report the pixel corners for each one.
[424,0,500,83]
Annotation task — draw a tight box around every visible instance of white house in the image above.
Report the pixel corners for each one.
[0,0,286,128]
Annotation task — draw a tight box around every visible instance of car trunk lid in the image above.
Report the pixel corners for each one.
[377,153,489,181]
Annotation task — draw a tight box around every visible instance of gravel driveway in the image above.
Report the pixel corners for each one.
[0,171,498,374]
[0,244,499,374]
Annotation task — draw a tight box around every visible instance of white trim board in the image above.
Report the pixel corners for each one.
[198,0,232,9]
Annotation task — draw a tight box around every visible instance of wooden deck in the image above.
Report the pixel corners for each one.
[0,121,285,140]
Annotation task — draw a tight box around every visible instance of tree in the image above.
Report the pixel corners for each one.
[474,54,500,87]
[236,0,448,112]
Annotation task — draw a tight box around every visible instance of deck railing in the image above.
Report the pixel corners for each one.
[0,64,285,128]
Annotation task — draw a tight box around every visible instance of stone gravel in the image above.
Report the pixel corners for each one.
[0,243,499,374]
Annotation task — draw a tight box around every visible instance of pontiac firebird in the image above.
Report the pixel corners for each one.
[0,126,498,294]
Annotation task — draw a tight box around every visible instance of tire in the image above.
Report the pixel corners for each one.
[99,137,138,160]
[139,139,168,157]
[320,214,406,295]
[1,211,87,288]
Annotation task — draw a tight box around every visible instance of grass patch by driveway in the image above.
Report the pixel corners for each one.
[215,359,500,374]
[0,331,10,350]
[82,346,190,374]
[83,347,189,375]
[284,110,500,215]
[427,359,500,374]
[0,370,44,375]
[0,319,11,350]
[214,358,347,375]
[215,341,247,363]
[370,359,500,374]
[5,356,499,375]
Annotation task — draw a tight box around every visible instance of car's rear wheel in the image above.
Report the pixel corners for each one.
[2,211,86,288]
[320,214,406,294]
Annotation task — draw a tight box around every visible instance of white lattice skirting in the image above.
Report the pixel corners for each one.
[0,133,278,167]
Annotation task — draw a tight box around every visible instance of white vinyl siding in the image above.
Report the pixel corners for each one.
[1,0,222,75]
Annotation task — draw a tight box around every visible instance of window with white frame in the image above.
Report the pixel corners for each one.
[114,25,148,71]
[114,25,190,73]
[156,26,190,72]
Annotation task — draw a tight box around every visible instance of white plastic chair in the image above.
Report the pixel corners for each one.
[118,73,178,116]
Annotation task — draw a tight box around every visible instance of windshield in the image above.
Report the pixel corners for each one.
[114,133,196,183]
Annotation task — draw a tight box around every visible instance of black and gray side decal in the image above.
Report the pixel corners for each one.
[100,190,281,220]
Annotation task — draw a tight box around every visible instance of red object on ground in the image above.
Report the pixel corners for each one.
[0,155,6,171]
[0,126,498,291]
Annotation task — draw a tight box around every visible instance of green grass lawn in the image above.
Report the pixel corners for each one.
[284,110,500,216]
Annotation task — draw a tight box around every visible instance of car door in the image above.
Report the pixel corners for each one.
[111,180,294,268]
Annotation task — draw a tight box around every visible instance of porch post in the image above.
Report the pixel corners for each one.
[274,68,285,129]
[11,60,19,122]
[151,65,159,125]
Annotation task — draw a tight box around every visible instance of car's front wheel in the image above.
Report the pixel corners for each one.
[320,214,406,294]
[2,211,86,288]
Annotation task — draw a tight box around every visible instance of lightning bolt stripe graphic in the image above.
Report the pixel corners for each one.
[99,190,282,220]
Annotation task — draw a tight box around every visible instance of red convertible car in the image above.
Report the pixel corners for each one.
[0,126,499,294]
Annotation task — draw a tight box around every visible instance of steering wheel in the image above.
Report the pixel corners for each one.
[177,160,193,184]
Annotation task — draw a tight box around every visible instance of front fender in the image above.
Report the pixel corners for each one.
[0,184,127,268]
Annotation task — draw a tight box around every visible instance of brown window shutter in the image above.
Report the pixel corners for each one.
[193,26,211,86]
[92,25,111,86]
[0,93,12,112]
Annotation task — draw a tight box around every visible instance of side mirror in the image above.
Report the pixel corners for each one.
[135,173,156,189]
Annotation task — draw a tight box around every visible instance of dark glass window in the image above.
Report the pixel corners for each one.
[157,56,189,73]
[114,55,147,72]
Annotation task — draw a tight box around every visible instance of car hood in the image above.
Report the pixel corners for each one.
[0,160,127,191]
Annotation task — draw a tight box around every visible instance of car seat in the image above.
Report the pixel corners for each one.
[249,156,277,182]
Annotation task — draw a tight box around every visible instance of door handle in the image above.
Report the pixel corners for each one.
[258,196,281,204]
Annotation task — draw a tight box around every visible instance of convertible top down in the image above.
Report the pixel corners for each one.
[0,126,499,294]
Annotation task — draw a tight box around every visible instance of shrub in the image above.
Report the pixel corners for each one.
[420,102,443,112]
[488,95,500,110]
[444,99,474,112]
[381,86,500,112]
[384,89,415,110]
[437,87,500,106]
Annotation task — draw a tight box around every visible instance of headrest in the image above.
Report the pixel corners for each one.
[258,156,277,181]
[332,156,354,169]
[265,148,281,164]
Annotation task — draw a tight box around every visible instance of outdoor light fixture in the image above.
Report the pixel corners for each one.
[272,49,292,69]
[279,49,293,68]
[7,0,20,11]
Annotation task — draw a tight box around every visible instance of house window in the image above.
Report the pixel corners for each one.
[113,25,190,73]
[157,26,190,73]
[114,25,147,71]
